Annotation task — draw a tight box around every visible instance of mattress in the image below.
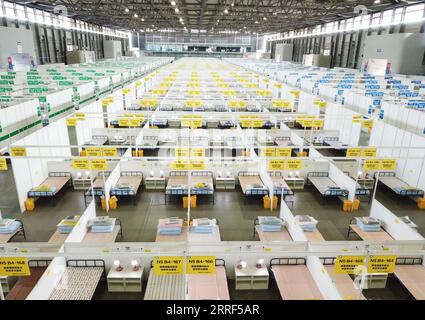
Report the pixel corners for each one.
[271,175,290,190]
[324,265,363,300]
[394,265,425,300]
[156,226,188,242]
[187,266,230,300]
[144,270,185,300]
[188,226,221,242]
[82,226,120,243]
[272,265,323,300]
[275,139,292,147]
[48,267,103,300]
[30,176,70,195]
[308,176,340,195]
[239,175,266,194]
[6,267,47,300]
[190,175,214,194]
[112,175,143,193]
[256,225,292,241]
[166,175,189,193]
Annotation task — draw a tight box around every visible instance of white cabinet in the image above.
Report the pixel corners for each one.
[145,177,166,190]
[234,265,269,290]
[215,177,236,190]
[107,267,144,292]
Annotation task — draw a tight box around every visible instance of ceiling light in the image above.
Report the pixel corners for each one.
[124,8,129,13]
[171,0,176,5]
[263,17,267,20]
[255,21,258,24]
[134,13,138,18]
[224,9,228,14]
[231,2,234,6]
[175,8,179,13]
[179,17,183,22]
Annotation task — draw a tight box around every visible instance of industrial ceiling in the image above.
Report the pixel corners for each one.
[13,0,420,34]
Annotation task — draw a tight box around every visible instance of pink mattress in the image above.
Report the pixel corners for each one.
[187,266,230,300]
[272,265,323,300]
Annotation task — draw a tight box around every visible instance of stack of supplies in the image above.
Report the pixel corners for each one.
[355,217,381,232]
[88,216,116,233]
[191,218,217,233]
[0,219,21,234]
[258,216,283,232]
[158,217,183,235]
[294,215,318,232]
[56,216,80,234]
[400,216,418,229]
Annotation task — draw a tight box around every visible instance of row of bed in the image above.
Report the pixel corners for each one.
[3,215,425,300]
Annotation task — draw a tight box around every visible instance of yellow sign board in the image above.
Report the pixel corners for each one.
[285,159,302,171]
[190,160,206,171]
[363,159,380,171]
[175,148,190,158]
[261,148,276,157]
[118,118,130,127]
[66,118,78,127]
[172,161,189,171]
[0,157,7,171]
[85,147,101,157]
[367,255,396,274]
[186,256,216,274]
[363,119,374,129]
[75,113,85,120]
[277,148,292,157]
[102,147,118,157]
[10,147,27,157]
[313,119,324,128]
[122,88,131,94]
[334,256,366,274]
[90,159,108,171]
[346,148,361,158]
[191,148,205,157]
[379,159,397,171]
[268,160,285,171]
[153,256,184,275]
[0,257,31,276]
[135,81,142,87]
[72,158,90,170]
[352,116,362,124]
[362,148,377,158]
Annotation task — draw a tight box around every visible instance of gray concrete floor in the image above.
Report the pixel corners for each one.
[1,165,422,300]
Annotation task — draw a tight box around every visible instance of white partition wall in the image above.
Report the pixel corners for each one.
[307,256,343,300]
[280,200,307,241]
[26,257,67,300]
[12,117,71,212]
[328,163,356,201]
[65,201,97,243]
[370,200,424,241]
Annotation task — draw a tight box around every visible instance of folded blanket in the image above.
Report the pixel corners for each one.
[0,221,21,234]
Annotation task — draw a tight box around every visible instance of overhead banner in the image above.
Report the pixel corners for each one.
[277,148,291,157]
[153,256,184,275]
[363,159,380,171]
[362,148,377,158]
